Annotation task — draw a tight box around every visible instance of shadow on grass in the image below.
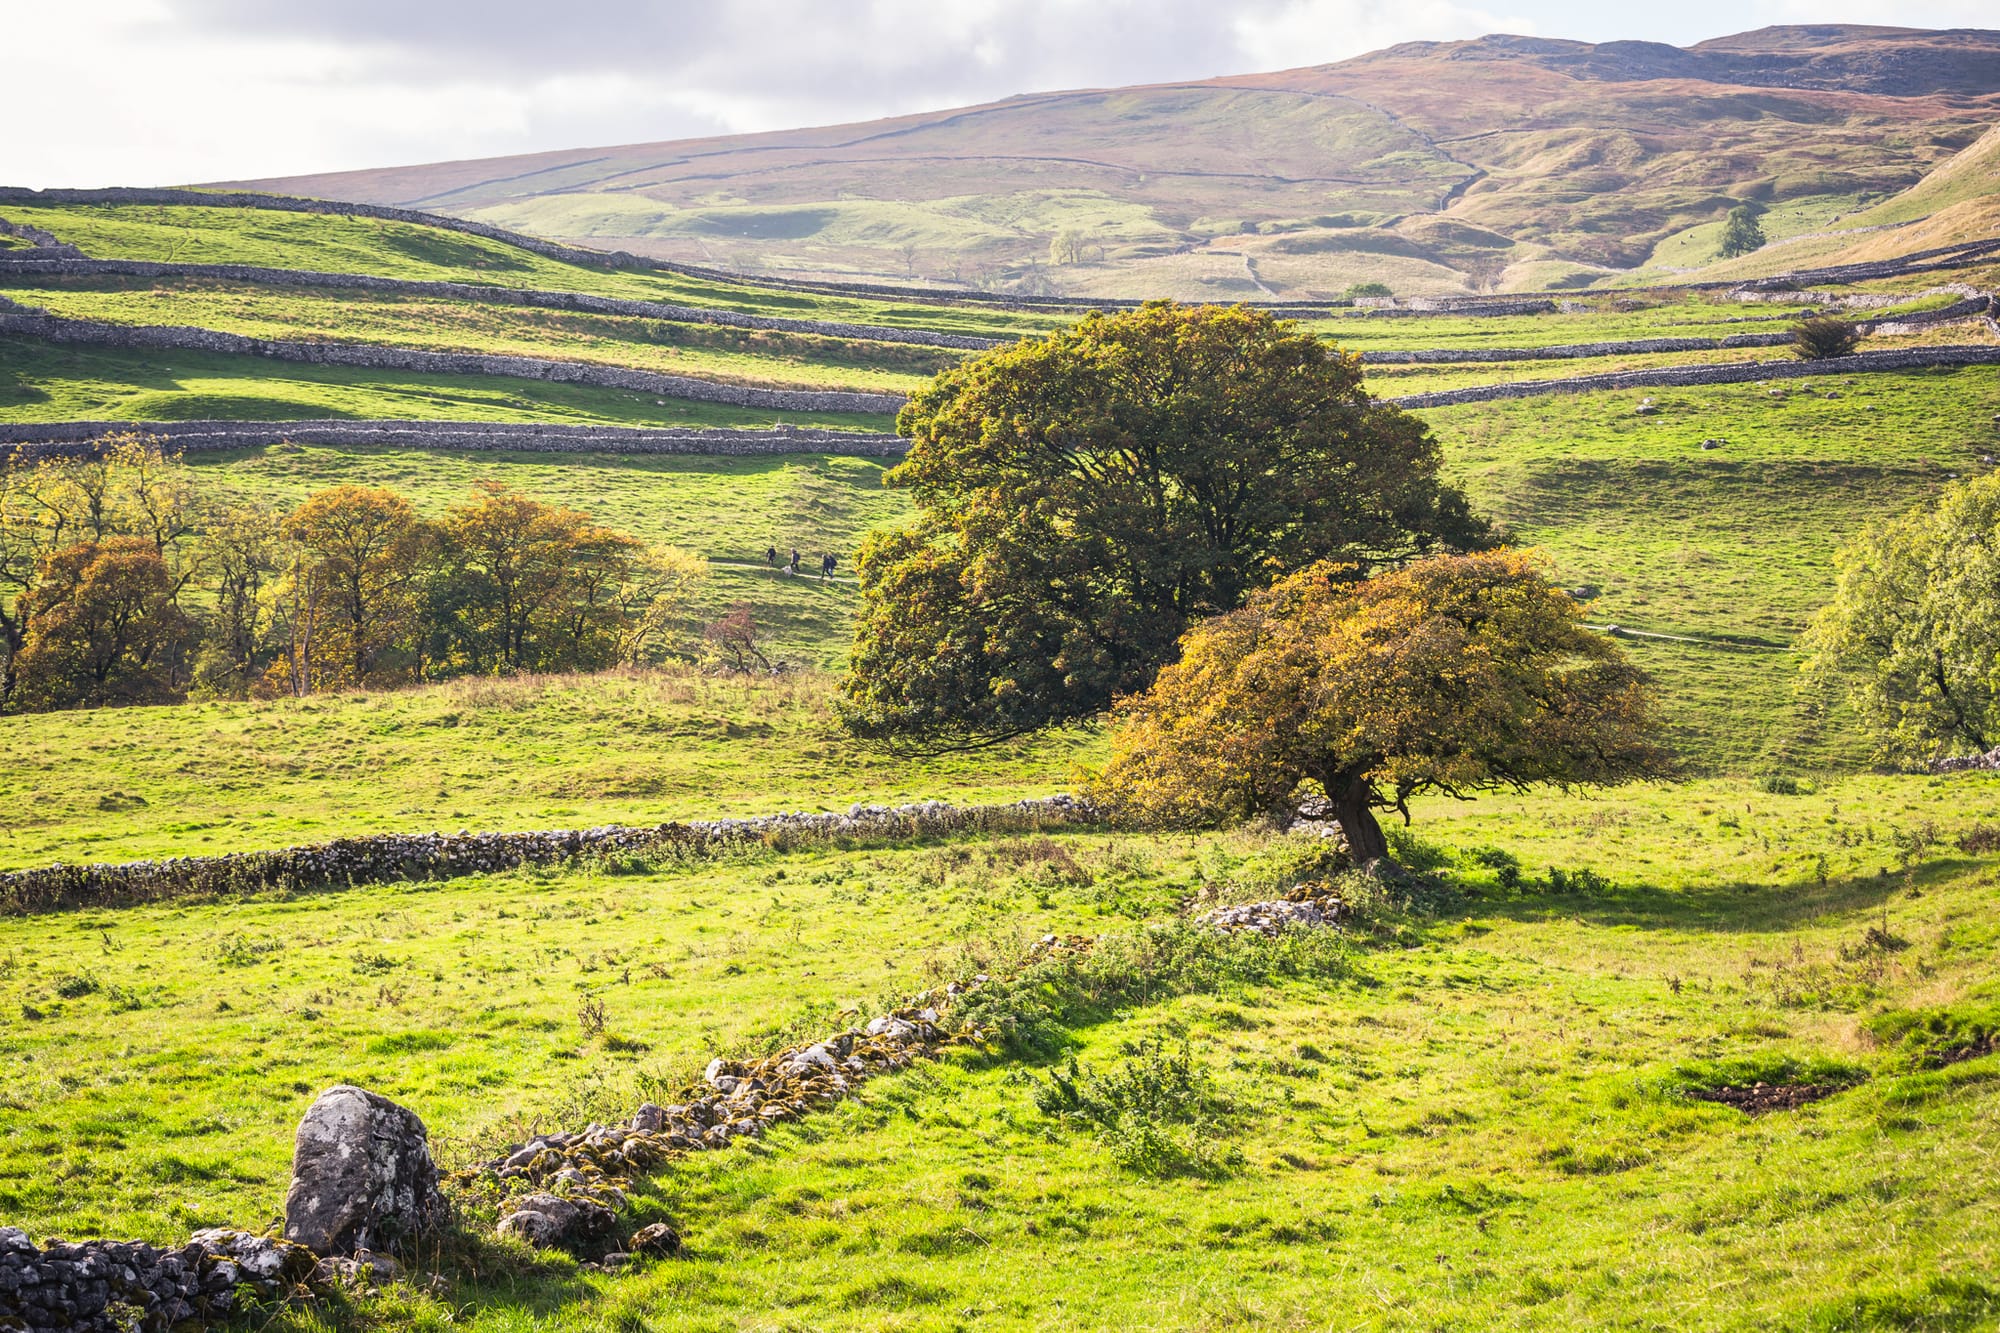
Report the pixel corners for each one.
[1416,855,1974,936]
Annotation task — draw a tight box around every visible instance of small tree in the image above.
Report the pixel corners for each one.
[1092,551,1667,863]
[1802,472,2000,763]
[1345,281,1393,301]
[282,485,431,688]
[1049,227,1088,266]
[439,482,640,673]
[704,604,770,672]
[1718,204,1767,259]
[1792,315,1862,360]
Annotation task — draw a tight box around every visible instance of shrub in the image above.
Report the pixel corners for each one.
[1469,847,1525,892]
[1345,281,1393,300]
[1759,774,1810,795]
[1792,316,1861,360]
[1547,866,1612,895]
[53,971,100,998]
[1959,824,2000,855]
[1033,1035,1242,1177]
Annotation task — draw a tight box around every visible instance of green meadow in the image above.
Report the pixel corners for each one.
[3,192,1999,1332]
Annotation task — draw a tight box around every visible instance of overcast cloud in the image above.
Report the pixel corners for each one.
[9,0,1999,188]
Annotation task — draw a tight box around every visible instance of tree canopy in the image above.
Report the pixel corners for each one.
[1091,550,1668,864]
[1718,204,1767,259]
[1803,471,2000,764]
[844,301,1491,742]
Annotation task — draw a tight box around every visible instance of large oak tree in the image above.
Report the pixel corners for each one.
[845,301,1490,742]
[1092,551,1668,864]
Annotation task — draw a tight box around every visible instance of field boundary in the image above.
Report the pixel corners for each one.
[0,419,907,459]
[0,255,1008,350]
[0,303,907,415]
[1390,342,2000,407]
[0,796,1097,914]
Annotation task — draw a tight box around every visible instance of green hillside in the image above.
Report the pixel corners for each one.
[231,26,2000,299]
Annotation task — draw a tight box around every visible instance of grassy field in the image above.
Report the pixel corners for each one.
[0,203,1067,338]
[5,190,2000,1332]
[3,773,1996,1329]
[0,670,1088,870]
[10,278,955,395]
[0,340,897,432]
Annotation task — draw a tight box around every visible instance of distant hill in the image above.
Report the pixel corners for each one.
[231,25,2000,299]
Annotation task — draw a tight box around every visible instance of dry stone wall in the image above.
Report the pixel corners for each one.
[0,306,906,415]
[0,419,905,461]
[1363,295,1991,364]
[0,796,1098,914]
[1390,343,2000,408]
[0,254,1004,350]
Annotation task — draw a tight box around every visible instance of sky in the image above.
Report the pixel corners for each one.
[9,0,1998,188]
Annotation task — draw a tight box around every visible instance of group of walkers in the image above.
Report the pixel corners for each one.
[765,545,840,580]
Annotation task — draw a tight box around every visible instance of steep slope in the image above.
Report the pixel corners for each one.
[231,26,2000,299]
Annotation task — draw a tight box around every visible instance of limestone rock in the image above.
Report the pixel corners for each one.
[629,1222,682,1257]
[496,1193,619,1253]
[283,1085,444,1256]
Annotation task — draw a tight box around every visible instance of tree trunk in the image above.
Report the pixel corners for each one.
[1331,777,1392,869]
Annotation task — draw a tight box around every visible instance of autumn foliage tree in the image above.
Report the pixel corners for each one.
[438,482,643,673]
[846,301,1490,743]
[1802,471,2000,763]
[13,537,192,709]
[1092,551,1668,864]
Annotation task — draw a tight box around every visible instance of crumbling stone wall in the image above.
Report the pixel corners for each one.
[0,796,1098,914]
[0,1227,312,1333]
[1362,294,1992,363]
[0,254,1004,350]
[0,418,905,461]
[1392,343,2000,408]
[0,307,906,415]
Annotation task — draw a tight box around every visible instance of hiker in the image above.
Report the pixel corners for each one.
[788,549,801,575]
[766,545,778,567]
[819,552,833,581]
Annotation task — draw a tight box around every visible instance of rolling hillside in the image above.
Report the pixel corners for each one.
[234,25,2000,299]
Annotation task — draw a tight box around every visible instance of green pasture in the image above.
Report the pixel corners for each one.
[0,203,1066,338]
[0,670,1088,871]
[3,774,1995,1329]
[7,279,951,395]
[0,340,897,432]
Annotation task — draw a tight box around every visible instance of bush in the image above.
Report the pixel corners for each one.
[1547,866,1613,896]
[1033,1035,1242,1177]
[1468,847,1525,892]
[1759,773,1810,795]
[1345,281,1393,300]
[1792,316,1861,360]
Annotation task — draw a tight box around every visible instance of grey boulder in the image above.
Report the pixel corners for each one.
[283,1085,444,1256]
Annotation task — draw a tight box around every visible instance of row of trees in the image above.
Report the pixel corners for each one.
[0,436,711,713]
